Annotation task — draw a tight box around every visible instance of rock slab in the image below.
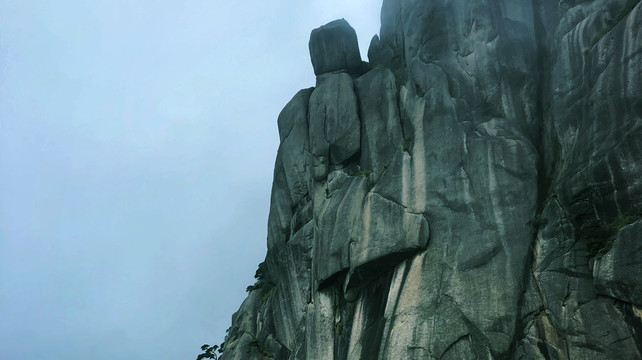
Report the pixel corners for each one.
[222,1,642,359]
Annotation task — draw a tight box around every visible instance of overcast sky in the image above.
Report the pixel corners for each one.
[0,1,381,359]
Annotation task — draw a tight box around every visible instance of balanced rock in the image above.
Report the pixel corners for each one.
[222,0,642,359]
[309,19,363,76]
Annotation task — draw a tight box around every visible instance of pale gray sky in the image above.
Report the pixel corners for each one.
[0,1,381,359]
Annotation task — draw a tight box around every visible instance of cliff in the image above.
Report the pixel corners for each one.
[221,0,642,359]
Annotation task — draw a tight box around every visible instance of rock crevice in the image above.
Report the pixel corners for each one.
[222,1,642,358]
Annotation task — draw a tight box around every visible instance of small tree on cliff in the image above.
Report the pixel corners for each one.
[195,343,223,360]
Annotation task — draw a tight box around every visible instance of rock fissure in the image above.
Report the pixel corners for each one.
[221,1,642,358]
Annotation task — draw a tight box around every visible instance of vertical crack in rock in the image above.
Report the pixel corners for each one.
[220,1,642,359]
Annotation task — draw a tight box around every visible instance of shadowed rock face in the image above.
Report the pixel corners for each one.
[309,19,365,76]
[222,1,642,359]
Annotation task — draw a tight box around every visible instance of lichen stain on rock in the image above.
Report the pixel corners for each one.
[220,1,642,359]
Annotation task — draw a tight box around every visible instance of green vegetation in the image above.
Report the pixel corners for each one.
[402,138,412,153]
[249,338,275,358]
[195,343,223,360]
[261,285,276,303]
[532,214,549,229]
[335,320,343,336]
[246,261,277,303]
[581,213,640,259]
[345,163,371,177]
[194,323,229,359]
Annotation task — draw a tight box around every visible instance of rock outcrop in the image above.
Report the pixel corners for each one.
[221,1,642,359]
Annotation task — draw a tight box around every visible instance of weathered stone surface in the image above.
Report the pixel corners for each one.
[346,192,429,289]
[266,153,293,248]
[312,170,367,285]
[594,220,642,306]
[304,290,335,360]
[308,72,360,170]
[354,68,402,181]
[309,19,363,76]
[223,221,314,360]
[220,292,263,360]
[222,1,642,359]
[264,221,313,349]
[277,88,314,205]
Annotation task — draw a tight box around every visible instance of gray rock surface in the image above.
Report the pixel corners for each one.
[222,1,642,359]
[594,220,642,306]
[277,88,313,206]
[308,73,360,169]
[309,19,364,76]
[354,68,402,181]
[312,170,367,285]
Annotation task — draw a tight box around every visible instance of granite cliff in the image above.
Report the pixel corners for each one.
[221,0,642,358]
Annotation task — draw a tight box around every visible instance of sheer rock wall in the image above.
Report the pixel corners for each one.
[222,1,642,359]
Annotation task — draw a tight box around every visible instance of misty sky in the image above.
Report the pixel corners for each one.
[0,1,381,359]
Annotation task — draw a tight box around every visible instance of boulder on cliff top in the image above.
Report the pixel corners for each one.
[309,19,364,76]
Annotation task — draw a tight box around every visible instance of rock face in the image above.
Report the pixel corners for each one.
[222,1,642,359]
[309,19,365,76]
